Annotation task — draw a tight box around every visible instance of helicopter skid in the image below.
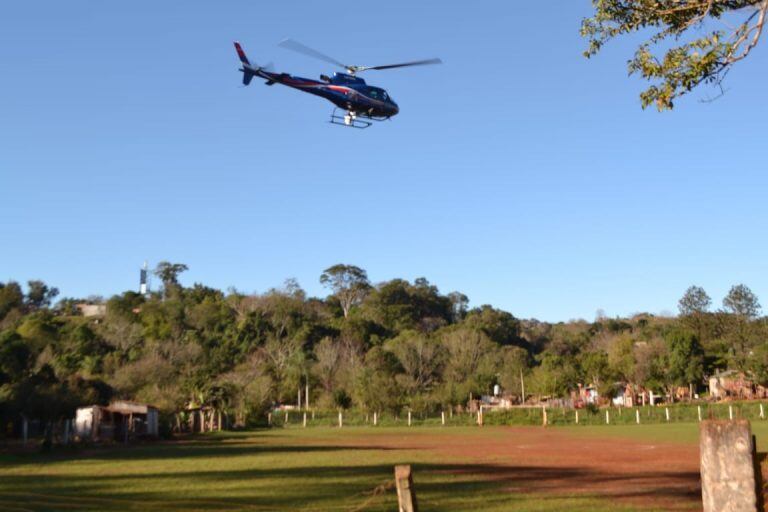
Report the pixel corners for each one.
[329,108,388,129]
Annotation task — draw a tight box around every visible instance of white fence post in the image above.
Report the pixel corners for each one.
[441,411,445,426]
[605,410,610,425]
[698,405,702,422]
[729,405,734,420]
[665,407,670,422]
[303,412,307,428]
[760,404,765,419]
[408,410,412,427]
[338,411,343,428]
[636,409,640,425]
[373,411,378,426]
[575,410,579,425]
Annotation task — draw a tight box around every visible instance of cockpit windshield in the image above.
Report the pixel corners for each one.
[368,87,389,101]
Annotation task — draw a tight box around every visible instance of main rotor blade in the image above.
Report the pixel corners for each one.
[359,58,443,72]
[278,38,348,70]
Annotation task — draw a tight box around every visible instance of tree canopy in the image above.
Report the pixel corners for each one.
[0,269,766,434]
[583,1,768,110]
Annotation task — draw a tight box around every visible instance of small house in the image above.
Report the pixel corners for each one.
[573,384,599,407]
[76,304,107,317]
[709,371,768,400]
[75,401,159,441]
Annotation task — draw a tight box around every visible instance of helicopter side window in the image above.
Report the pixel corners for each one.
[368,89,379,99]
[382,92,388,101]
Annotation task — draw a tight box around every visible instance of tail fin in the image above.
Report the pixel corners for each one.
[234,41,256,85]
[234,41,250,65]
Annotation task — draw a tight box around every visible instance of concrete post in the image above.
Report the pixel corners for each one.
[700,420,758,512]
[441,411,445,426]
[542,407,547,426]
[698,405,702,422]
[730,405,734,420]
[303,412,307,428]
[408,410,412,427]
[268,412,272,426]
[394,465,418,512]
[636,409,640,425]
[761,404,765,419]
[338,411,343,428]
[605,410,610,425]
[666,408,670,422]
[575,410,579,425]
[373,411,378,426]
[285,411,289,424]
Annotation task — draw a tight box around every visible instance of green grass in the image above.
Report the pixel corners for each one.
[0,427,687,512]
[560,419,768,449]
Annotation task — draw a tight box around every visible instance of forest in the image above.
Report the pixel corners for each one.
[0,262,765,430]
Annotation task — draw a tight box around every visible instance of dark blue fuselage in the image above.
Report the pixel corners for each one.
[253,69,399,118]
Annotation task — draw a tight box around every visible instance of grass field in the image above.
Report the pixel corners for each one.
[1,422,747,511]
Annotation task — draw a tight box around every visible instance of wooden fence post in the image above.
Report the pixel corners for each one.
[394,465,418,512]
[700,420,758,512]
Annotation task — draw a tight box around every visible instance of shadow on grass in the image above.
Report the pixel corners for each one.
[0,461,702,511]
[0,428,704,511]
[0,436,404,467]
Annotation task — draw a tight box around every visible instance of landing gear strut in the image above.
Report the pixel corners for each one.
[329,108,387,129]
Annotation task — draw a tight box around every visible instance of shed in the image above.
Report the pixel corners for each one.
[75,401,159,441]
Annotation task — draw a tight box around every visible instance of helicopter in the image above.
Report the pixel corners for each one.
[234,39,442,128]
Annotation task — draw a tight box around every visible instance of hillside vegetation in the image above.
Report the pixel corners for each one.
[0,263,765,431]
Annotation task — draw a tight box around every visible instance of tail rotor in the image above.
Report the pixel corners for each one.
[234,41,262,86]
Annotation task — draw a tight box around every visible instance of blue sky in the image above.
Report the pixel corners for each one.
[1,1,766,321]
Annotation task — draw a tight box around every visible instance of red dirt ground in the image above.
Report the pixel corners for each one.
[331,427,703,511]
